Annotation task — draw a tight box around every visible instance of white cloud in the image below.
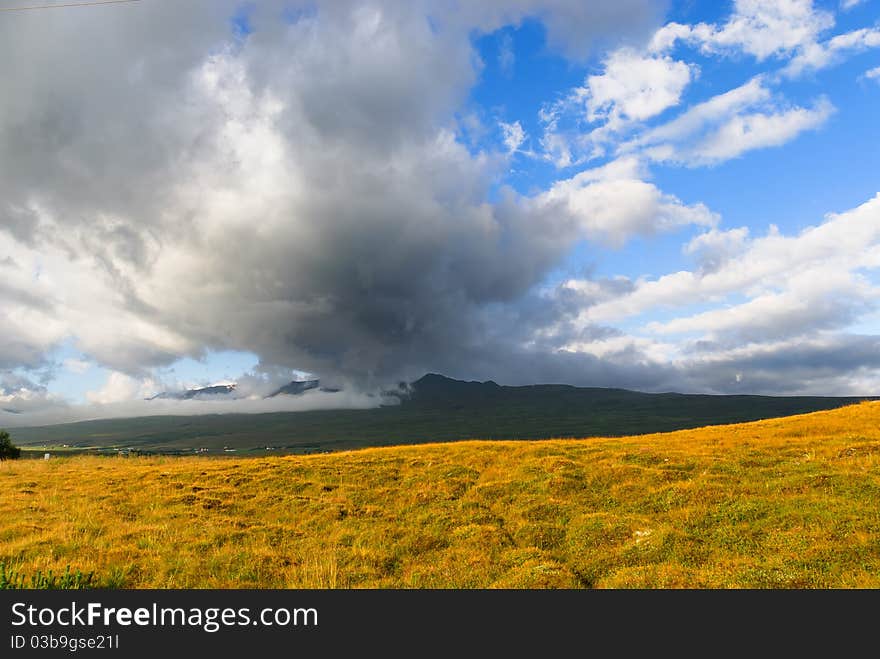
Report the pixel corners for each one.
[648,22,698,54]
[648,269,876,340]
[537,157,718,246]
[785,26,880,76]
[684,227,751,273]
[562,334,676,364]
[706,0,834,59]
[534,193,880,396]
[63,358,91,375]
[583,49,695,124]
[624,78,834,166]
[500,120,526,153]
[650,0,834,60]
[578,193,880,330]
[540,130,578,168]
[629,78,771,146]
[866,65,880,81]
[86,372,155,405]
[841,0,867,10]
[689,97,834,164]
[553,21,838,170]
[624,77,770,156]
[539,48,695,165]
[548,179,717,246]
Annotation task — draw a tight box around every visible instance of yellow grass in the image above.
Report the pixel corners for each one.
[3,401,880,588]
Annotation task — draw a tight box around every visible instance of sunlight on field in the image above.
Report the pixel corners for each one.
[3,402,880,588]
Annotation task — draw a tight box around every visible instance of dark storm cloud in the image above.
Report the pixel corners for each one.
[0,0,672,390]
[3,0,875,410]
[678,335,880,396]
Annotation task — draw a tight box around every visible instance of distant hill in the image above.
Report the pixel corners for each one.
[148,384,236,400]
[10,373,876,455]
[266,379,320,397]
[148,379,329,401]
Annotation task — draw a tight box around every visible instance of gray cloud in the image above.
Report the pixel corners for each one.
[0,387,384,429]
[1,0,876,417]
[447,0,669,59]
[0,1,673,391]
[678,335,880,396]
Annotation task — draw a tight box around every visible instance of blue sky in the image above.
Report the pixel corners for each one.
[2,0,880,424]
[468,1,880,278]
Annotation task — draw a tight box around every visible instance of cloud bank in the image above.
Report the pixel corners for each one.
[1,0,879,425]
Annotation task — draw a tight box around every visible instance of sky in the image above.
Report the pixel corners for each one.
[1,0,880,426]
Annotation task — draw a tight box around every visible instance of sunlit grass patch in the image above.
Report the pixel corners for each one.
[3,401,880,588]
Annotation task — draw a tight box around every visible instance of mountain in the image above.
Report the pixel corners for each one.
[265,379,320,398]
[149,379,333,401]
[11,373,876,455]
[147,384,236,400]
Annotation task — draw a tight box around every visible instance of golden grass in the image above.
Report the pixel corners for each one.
[3,401,880,588]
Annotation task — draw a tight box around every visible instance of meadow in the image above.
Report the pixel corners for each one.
[3,401,880,588]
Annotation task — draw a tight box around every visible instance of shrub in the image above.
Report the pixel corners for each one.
[0,430,21,461]
[0,563,95,590]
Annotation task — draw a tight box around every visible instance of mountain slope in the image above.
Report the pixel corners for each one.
[148,384,237,400]
[265,379,320,397]
[10,374,875,454]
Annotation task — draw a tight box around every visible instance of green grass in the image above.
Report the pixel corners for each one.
[0,562,95,590]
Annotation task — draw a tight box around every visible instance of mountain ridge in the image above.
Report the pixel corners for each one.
[147,384,237,400]
[9,373,876,455]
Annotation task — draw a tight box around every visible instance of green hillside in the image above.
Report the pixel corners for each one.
[10,374,874,455]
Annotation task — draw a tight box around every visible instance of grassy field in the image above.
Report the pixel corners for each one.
[3,401,880,588]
